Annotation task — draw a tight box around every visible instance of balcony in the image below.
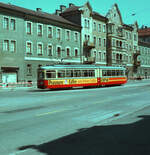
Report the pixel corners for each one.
[84,41,95,49]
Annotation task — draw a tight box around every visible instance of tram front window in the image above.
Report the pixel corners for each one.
[38,70,44,79]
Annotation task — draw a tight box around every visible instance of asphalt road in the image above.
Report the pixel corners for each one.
[0,80,150,155]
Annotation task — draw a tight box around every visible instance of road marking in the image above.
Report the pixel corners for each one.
[36,109,67,117]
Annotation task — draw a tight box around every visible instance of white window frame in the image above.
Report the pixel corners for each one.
[98,38,101,47]
[37,23,43,36]
[47,26,53,38]
[103,24,106,33]
[66,46,71,57]
[3,16,9,29]
[47,44,53,56]
[65,29,71,41]
[26,21,32,35]
[74,32,78,42]
[98,52,101,61]
[10,40,16,52]
[74,48,79,57]
[37,42,43,55]
[56,28,62,40]
[10,18,16,31]
[26,41,33,54]
[56,45,62,57]
[93,36,96,46]
[3,40,9,51]
[93,22,96,31]
[98,24,101,32]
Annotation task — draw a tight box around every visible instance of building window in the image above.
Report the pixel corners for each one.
[87,20,90,28]
[27,64,32,75]
[3,40,9,51]
[74,32,78,42]
[112,39,115,47]
[66,30,70,41]
[27,22,32,34]
[99,52,101,61]
[75,49,78,57]
[98,24,101,32]
[103,52,106,61]
[88,35,90,41]
[48,26,53,38]
[93,22,96,31]
[94,36,96,45]
[103,39,106,47]
[57,47,61,57]
[66,48,70,57]
[10,40,16,52]
[47,45,53,56]
[56,28,61,40]
[3,17,9,29]
[26,42,32,54]
[37,24,43,36]
[10,19,16,30]
[85,19,87,28]
[37,43,43,55]
[103,24,106,33]
[134,34,137,41]
[98,38,101,46]
[85,34,87,41]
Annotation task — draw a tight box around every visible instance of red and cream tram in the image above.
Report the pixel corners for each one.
[37,65,127,89]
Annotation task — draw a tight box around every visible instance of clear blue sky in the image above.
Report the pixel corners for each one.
[1,0,150,27]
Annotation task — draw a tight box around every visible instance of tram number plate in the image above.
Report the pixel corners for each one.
[101,78,109,82]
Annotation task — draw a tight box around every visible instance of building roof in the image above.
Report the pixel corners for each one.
[138,40,150,48]
[92,11,108,22]
[0,2,81,28]
[61,4,107,22]
[61,5,81,14]
[138,28,150,37]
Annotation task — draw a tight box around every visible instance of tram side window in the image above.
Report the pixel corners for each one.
[89,70,95,77]
[102,70,107,76]
[107,70,112,76]
[58,70,65,78]
[112,70,116,76]
[120,70,124,76]
[116,70,119,76]
[66,70,73,77]
[82,70,88,77]
[74,70,81,77]
[46,70,56,78]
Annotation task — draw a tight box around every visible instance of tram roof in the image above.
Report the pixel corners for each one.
[40,65,126,70]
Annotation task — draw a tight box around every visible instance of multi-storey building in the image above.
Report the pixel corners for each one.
[0,2,81,85]
[138,27,150,78]
[58,2,108,65]
[106,4,140,78]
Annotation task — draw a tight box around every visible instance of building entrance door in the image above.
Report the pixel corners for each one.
[2,72,17,84]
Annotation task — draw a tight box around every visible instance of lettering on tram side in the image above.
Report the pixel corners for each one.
[48,80,64,85]
[68,79,77,84]
[101,78,109,82]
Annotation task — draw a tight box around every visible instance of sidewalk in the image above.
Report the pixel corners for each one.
[0,86,37,91]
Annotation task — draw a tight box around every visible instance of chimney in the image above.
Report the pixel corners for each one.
[55,9,61,16]
[36,8,42,12]
[60,5,66,12]
[69,3,74,8]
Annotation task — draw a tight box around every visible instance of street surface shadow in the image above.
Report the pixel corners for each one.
[18,115,150,155]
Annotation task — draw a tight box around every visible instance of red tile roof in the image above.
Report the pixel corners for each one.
[138,28,150,36]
